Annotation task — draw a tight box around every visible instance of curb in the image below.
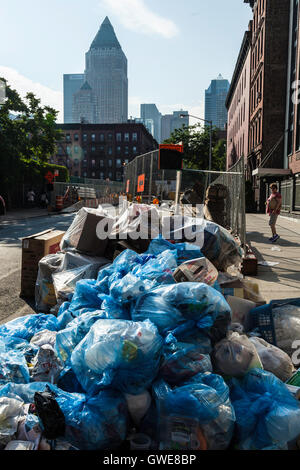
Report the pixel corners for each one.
[0,211,75,223]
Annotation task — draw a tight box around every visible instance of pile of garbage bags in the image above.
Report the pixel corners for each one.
[1,203,300,451]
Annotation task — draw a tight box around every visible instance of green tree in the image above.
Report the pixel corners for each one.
[0,78,64,207]
[163,123,227,171]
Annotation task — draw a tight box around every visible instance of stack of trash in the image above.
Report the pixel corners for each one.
[1,203,300,451]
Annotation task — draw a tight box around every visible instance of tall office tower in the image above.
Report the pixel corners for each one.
[161,110,189,142]
[63,74,84,123]
[72,81,98,123]
[140,104,162,143]
[205,74,230,129]
[85,17,128,123]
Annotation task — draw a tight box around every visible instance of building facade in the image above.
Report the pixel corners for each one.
[52,123,158,182]
[63,74,84,123]
[226,31,251,170]
[140,104,162,143]
[282,0,300,214]
[205,75,230,130]
[64,17,128,124]
[161,111,189,142]
[246,0,290,211]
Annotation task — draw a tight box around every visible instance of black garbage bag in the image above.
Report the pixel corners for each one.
[34,385,66,439]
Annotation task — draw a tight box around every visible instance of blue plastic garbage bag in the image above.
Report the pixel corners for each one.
[109,273,153,304]
[97,264,115,284]
[229,368,300,450]
[0,382,49,403]
[0,335,38,362]
[111,249,143,276]
[164,321,212,352]
[153,373,235,450]
[131,250,177,285]
[69,279,103,313]
[99,295,131,320]
[0,314,58,341]
[49,386,128,450]
[160,342,212,386]
[132,283,231,344]
[71,319,163,395]
[55,311,107,363]
[0,350,30,385]
[146,237,204,264]
[57,367,85,394]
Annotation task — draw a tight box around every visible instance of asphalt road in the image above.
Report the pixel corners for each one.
[0,213,76,325]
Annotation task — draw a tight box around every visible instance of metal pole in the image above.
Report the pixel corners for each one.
[209,121,212,185]
[149,152,153,204]
[241,158,247,248]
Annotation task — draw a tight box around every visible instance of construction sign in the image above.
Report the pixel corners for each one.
[126,179,130,193]
[137,174,145,193]
[159,144,184,171]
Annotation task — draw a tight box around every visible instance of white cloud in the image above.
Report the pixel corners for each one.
[0,66,63,121]
[101,0,179,38]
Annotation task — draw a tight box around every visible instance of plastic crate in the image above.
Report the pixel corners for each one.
[250,303,277,345]
[249,298,300,346]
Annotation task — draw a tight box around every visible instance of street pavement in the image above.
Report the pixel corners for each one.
[246,213,300,303]
[0,211,76,324]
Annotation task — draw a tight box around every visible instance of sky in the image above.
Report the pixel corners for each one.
[0,0,252,124]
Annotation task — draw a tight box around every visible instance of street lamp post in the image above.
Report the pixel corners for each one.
[180,113,213,183]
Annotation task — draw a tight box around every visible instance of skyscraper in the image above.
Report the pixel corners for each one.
[205,74,230,129]
[140,104,162,143]
[161,111,189,142]
[64,17,128,124]
[63,74,85,123]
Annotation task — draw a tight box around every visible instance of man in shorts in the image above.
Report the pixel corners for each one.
[266,183,282,243]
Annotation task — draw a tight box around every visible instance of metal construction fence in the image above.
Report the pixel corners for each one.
[52,180,123,207]
[123,150,177,202]
[124,150,246,245]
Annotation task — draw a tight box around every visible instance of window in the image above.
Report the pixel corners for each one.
[91,146,96,152]
[74,146,79,154]
[124,133,129,142]
[83,159,87,167]
[66,146,71,155]
[91,159,96,167]
[132,133,137,142]
[108,147,113,155]
[100,134,104,142]
[108,172,113,179]
[74,158,79,167]
[100,160,104,167]
[125,146,129,155]
[116,133,122,142]
[66,134,71,142]
[100,146,104,152]
[100,172,104,180]
[91,134,96,142]
[116,159,121,168]
[83,172,87,177]
[92,172,95,177]
[116,172,122,181]
[83,149,87,156]
[83,134,87,142]
[116,146,121,154]
[124,159,129,165]
[74,134,79,141]
[108,133,113,141]
[133,146,137,154]
[108,159,112,168]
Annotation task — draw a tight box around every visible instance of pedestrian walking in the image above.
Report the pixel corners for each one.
[40,191,48,208]
[26,189,35,208]
[266,183,282,243]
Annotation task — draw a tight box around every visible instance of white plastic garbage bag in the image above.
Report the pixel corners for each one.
[0,396,25,447]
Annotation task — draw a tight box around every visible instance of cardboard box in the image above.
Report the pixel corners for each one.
[20,229,65,298]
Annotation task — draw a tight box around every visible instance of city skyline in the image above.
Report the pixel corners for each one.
[0,1,251,124]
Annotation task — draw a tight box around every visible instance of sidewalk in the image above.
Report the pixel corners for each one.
[0,208,52,223]
[246,213,300,303]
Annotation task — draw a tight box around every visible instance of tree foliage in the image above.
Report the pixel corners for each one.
[0,78,66,207]
[163,123,227,171]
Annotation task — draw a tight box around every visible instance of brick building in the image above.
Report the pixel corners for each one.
[51,123,158,181]
[246,0,290,211]
[282,0,300,214]
[226,30,251,170]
